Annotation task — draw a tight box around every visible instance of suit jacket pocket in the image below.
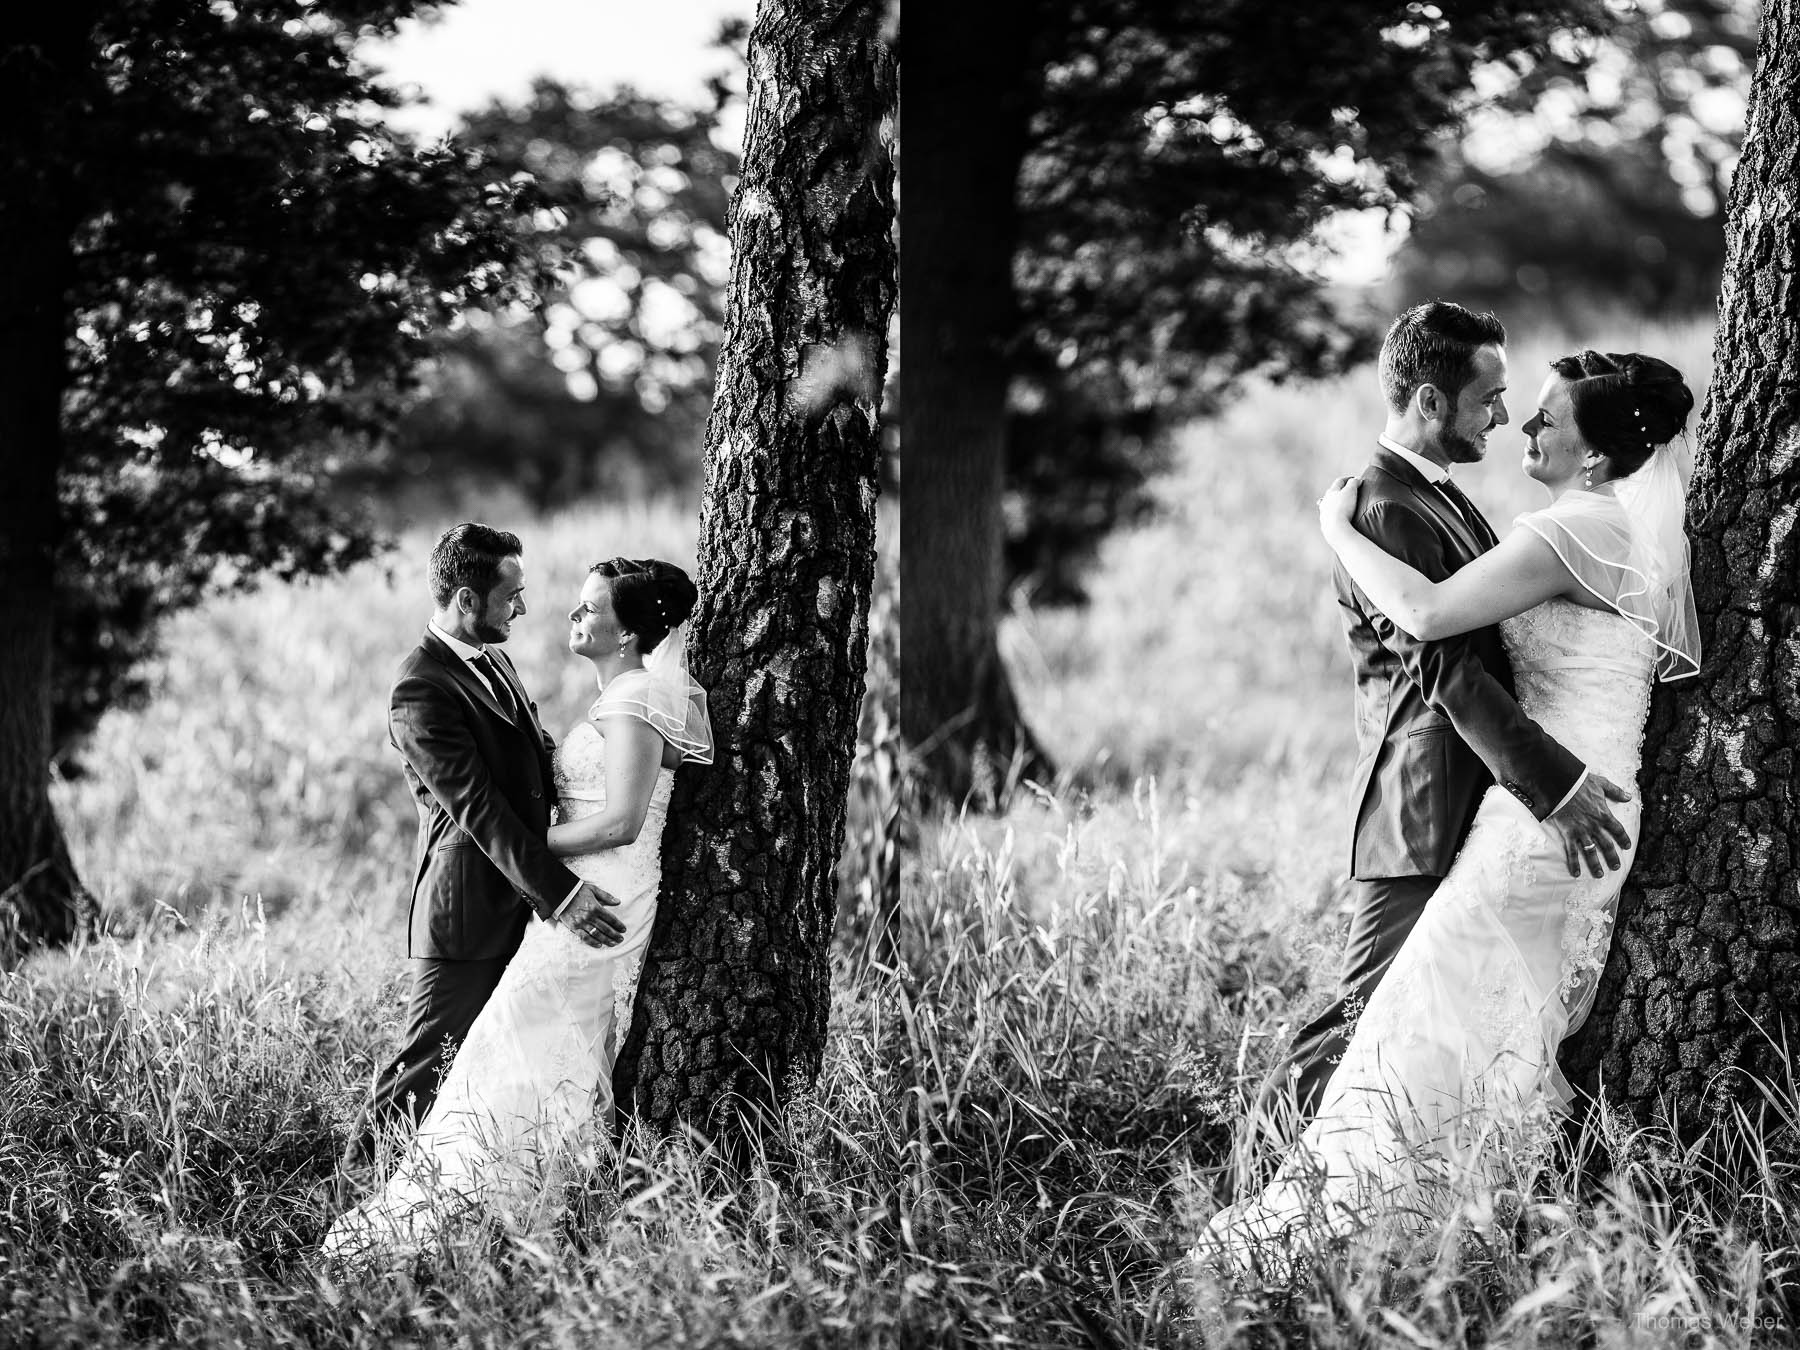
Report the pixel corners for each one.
[413,848,467,956]
[415,844,529,960]
[1399,723,1455,873]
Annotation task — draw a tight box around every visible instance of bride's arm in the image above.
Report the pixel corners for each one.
[1319,476,1578,640]
[545,715,664,856]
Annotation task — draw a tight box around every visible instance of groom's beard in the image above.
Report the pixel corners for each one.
[1441,426,1485,464]
[473,617,510,644]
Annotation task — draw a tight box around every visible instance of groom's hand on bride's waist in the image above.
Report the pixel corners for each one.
[1546,773,1634,878]
[557,883,627,947]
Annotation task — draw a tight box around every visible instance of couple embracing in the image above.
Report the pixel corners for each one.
[325,525,711,1261]
[1201,302,1701,1274]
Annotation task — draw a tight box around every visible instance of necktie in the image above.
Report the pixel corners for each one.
[1437,476,1486,542]
[472,652,519,720]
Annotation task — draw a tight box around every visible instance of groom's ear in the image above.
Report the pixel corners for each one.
[1415,382,1447,422]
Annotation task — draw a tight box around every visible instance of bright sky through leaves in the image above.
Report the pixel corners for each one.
[360,0,750,149]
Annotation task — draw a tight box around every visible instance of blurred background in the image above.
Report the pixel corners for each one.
[47,0,1754,928]
[337,0,749,519]
[976,0,1751,796]
[50,0,899,934]
[896,0,1754,1025]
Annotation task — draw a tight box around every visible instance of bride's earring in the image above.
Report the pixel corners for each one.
[1583,459,1595,490]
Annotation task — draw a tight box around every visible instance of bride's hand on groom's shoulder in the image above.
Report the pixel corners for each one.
[559,883,627,948]
[1317,475,1360,536]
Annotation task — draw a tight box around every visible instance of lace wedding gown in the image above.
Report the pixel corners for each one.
[1199,595,1656,1274]
[322,714,671,1261]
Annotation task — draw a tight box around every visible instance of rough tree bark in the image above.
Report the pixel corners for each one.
[897,0,1051,807]
[1561,0,1800,1131]
[612,0,897,1134]
[0,16,102,964]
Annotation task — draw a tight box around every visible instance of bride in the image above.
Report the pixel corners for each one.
[1197,351,1700,1276]
[324,557,711,1262]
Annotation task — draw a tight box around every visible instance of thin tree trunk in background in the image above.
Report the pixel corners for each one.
[0,18,100,965]
[898,0,1050,808]
[1561,0,1800,1130]
[613,0,897,1134]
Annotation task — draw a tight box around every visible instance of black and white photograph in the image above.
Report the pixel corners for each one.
[2,0,1797,1344]
[2,0,902,1342]
[904,0,1795,1341]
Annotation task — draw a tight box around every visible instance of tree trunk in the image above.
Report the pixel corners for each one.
[612,0,897,1135]
[897,0,1051,808]
[1560,2,1800,1133]
[0,17,100,965]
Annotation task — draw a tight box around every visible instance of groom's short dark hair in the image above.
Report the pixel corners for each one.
[1380,301,1506,412]
[430,523,523,606]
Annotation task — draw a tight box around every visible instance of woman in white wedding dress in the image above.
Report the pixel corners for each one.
[323,557,712,1263]
[1197,351,1702,1278]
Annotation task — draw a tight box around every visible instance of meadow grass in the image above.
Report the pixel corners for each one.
[9,318,1794,1347]
[918,312,1797,1342]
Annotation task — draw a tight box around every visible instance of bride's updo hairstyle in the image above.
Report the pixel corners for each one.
[589,557,699,654]
[1548,350,1695,479]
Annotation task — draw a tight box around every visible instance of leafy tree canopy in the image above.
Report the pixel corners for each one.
[25,0,550,765]
[1394,0,1755,320]
[351,75,742,510]
[1002,0,1614,601]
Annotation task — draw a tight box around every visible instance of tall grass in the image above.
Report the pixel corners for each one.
[10,318,1790,1346]
[7,787,1795,1346]
[920,312,1797,1341]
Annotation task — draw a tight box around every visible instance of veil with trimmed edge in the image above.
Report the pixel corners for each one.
[1514,439,1700,681]
[592,621,714,762]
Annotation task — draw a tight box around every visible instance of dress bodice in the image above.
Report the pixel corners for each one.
[553,718,675,812]
[550,718,673,917]
[1500,597,1655,787]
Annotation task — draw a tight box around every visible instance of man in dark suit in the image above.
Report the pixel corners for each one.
[1271,302,1635,1128]
[343,523,625,1168]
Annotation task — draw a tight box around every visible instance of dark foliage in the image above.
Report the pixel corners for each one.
[20,0,551,765]
[1394,0,1755,323]
[1002,0,1615,601]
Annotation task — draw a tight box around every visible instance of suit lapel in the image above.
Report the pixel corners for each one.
[1369,447,1488,558]
[420,629,519,728]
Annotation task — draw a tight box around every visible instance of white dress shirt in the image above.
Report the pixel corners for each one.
[1378,432,1451,485]
[1371,437,1588,816]
[429,620,505,702]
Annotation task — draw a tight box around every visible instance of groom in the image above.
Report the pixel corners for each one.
[342,523,625,1168]
[1274,301,1635,1127]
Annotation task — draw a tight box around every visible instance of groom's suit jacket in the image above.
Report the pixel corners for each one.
[1335,447,1584,879]
[389,630,581,961]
